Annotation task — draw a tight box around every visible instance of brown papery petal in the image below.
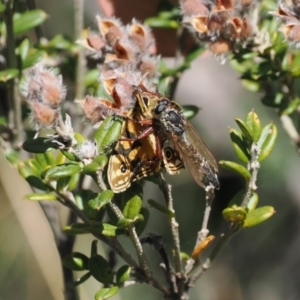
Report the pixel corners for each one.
[191,16,208,33]
[209,39,232,54]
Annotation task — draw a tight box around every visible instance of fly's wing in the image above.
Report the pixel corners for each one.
[172,122,219,189]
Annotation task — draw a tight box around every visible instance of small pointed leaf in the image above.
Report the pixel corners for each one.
[63,252,89,271]
[90,222,119,236]
[182,105,199,120]
[222,206,247,223]
[116,265,131,285]
[22,138,58,153]
[64,223,90,235]
[258,123,278,162]
[88,190,114,210]
[95,286,119,300]
[24,193,57,201]
[13,10,47,35]
[73,272,91,287]
[235,118,253,142]
[95,117,123,153]
[89,255,114,284]
[122,184,143,219]
[247,193,259,212]
[243,206,275,228]
[245,111,262,142]
[45,163,82,180]
[219,160,251,181]
[0,69,19,82]
[229,128,250,163]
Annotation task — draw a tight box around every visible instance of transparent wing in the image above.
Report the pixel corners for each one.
[172,121,219,189]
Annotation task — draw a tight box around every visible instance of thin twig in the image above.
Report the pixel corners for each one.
[94,172,170,295]
[57,190,140,269]
[159,173,182,275]
[196,186,215,245]
[241,143,260,208]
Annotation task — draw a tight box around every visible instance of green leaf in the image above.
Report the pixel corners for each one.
[85,69,101,87]
[227,189,245,207]
[24,193,57,201]
[116,218,135,228]
[17,38,30,60]
[245,111,262,142]
[35,153,49,169]
[258,123,278,162]
[55,151,66,165]
[74,132,87,144]
[247,193,259,212]
[0,69,19,82]
[22,138,58,153]
[89,255,113,284]
[241,79,260,92]
[122,184,143,219]
[90,222,119,236]
[95,286,119,300]
[63,252,89,271]
[0,3,5,13]
[68,173,80,191]
[25,175,50,191]
[45,163,82,180]
[25,158,42,177]
[182,105,199,120]
[88,190,114,210]
[60,150,80,162]
[243,206,275,228]
[47,34,74,50]
[116,265,131,285]
[222,206,247,223]
[22,49,45,69]
[64,223,90,235]
[83,161,102,174]
[73,272,91,287]
[83,155,108,174]
[56,176,71,192]
[94,155,108,168]
[157,76,172,95]
[13,10,47,35]
[229,128,250,163]
[95,117,123,153]
[91,240,98,256]
[144,17,179,29]
[5,149,19,165]
[35,152,55,169]
[219,160,251,181]
[281,97,300,115]
[235,118,254,142]
[148,199,175,217]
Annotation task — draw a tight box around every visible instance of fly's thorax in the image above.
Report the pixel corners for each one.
[160,107,186,135]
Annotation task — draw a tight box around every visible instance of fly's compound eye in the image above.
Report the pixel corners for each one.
[120,164,127,173]
[154,99,169,115]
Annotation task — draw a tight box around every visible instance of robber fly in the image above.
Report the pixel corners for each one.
[134,89,219,190]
